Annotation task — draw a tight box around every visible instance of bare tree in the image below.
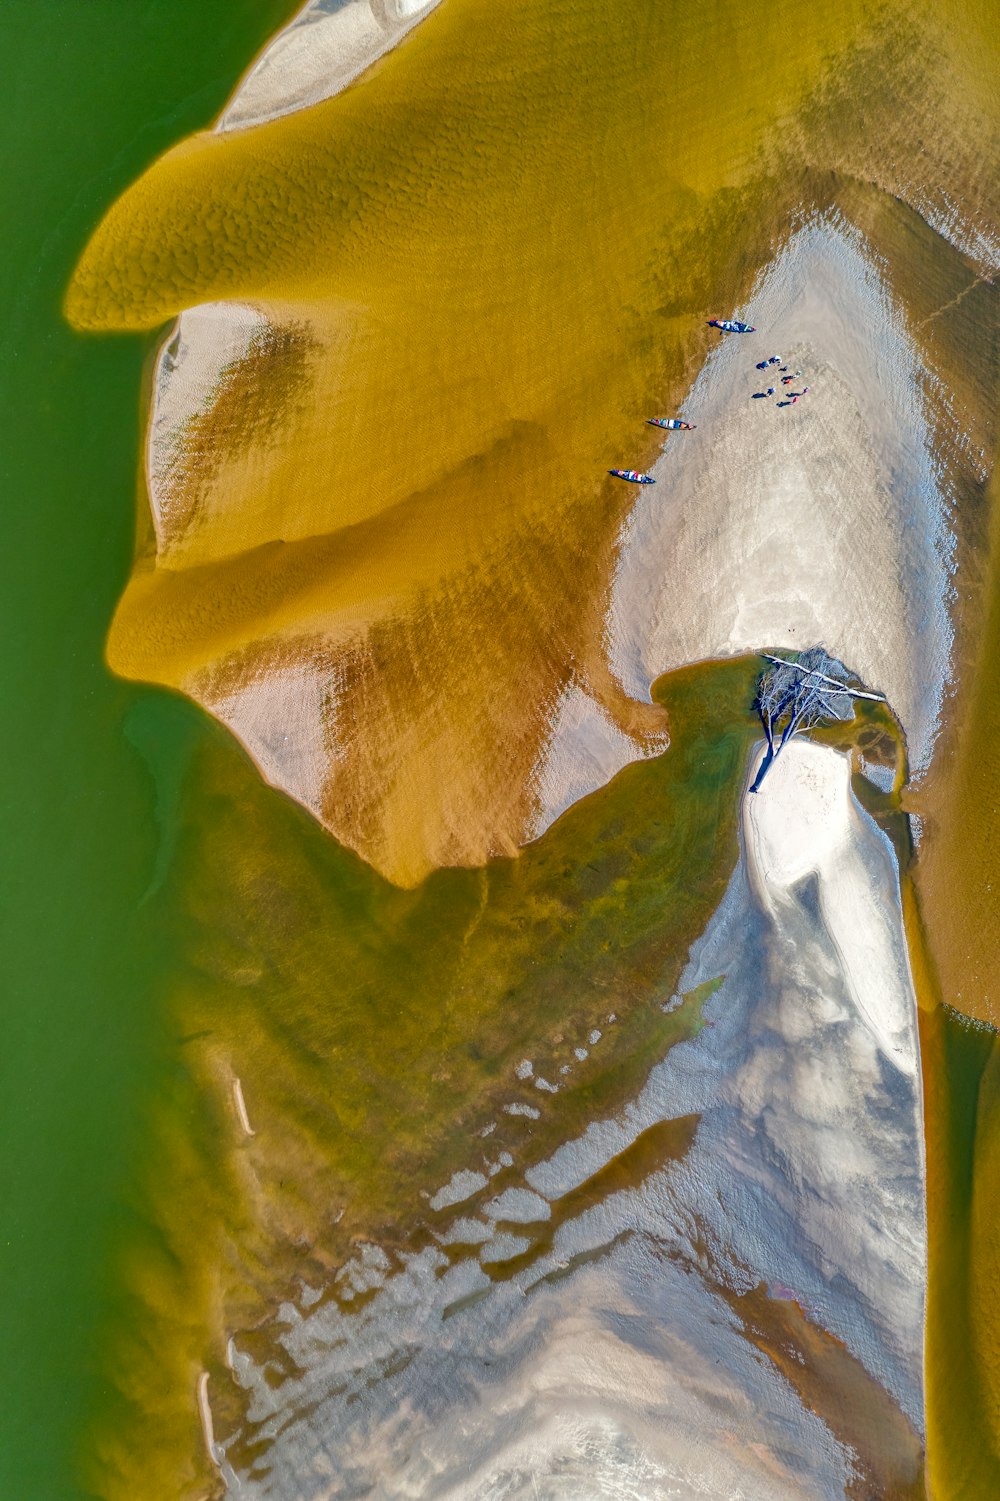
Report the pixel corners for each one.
[750,648,886,793]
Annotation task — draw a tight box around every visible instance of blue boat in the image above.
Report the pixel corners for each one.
[648,418,695,430]
[709,319,755,333]
[610,469,656,485]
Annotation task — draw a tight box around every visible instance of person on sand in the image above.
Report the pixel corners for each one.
[756,359,770,370]
[768,355,782,365]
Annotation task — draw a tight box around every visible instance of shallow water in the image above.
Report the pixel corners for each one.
[0,8,298,1499]
[5,0,998,1497]
[216,737,925,1501]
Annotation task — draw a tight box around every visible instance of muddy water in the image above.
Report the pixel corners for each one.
[41,0,1000,1496]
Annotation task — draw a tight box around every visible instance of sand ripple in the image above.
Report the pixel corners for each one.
[221,741,924,1498]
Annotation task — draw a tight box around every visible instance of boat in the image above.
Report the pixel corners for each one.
[709,319,756,333]
[610,469,656,484]
[647,418,695,430]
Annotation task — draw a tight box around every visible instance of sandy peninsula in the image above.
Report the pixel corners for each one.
[534,215,953,834]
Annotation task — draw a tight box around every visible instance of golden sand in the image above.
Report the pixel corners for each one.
[67,0,996,886]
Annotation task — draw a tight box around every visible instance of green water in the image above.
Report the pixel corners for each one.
[0,6,292,1497]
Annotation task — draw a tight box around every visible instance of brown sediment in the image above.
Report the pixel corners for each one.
[788,8,999,276]
[728,1281,925,1501]
[151,318,319,555]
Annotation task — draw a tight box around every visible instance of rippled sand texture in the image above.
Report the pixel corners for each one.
[218,0,443,132]
[68,0,996,886]
[80,666,918,1500]
[215,740,925,1500]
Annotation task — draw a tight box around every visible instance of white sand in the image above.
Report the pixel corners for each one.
[530,682,667,838]
[536,216,953,829]
[217,0,442,134]
[219,739,924,1497]
[208,655,336,820]
[613,216,951,768]
[148,302,268,550]
[197,1371,219,1467]
[744,739,916,1074]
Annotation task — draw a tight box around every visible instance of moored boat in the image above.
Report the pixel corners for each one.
[709,318,756,333]
[610,468,656,484]
[648,418,695,430]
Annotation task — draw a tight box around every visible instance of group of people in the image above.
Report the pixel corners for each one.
[610,329,814,484]
[752,354,810,407]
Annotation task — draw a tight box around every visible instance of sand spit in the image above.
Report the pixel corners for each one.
[218,739,924,1497]
[217,0,441,133]
[533,216,953,838]
[607,218,949,772]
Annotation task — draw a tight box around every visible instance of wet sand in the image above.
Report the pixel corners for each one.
[218,0,442,132]
[219,740,925,1497]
